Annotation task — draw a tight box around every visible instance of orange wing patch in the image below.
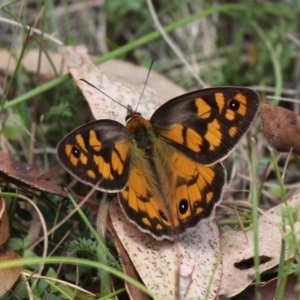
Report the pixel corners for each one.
[160,124,184,145]
[76,134,88,152]
[89,130,102,151]
[87,170,96,179]
[215,92,225,113]
[205,119,222,150]
[186,128,203,152]
[229,126,238,137]
[112,141,131,175]
[65,144,79,166]
[195,97,211,119]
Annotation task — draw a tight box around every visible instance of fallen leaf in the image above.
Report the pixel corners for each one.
[0,198,9,246]
[110,199,222,300]
[0,49,67,80]
[59,45,186,123]
[0,150,80,200]
[114,236,151,300]
[1,47,187,101]
[0,198,22,296]
[247,274,298,300]
[220,193,300,297]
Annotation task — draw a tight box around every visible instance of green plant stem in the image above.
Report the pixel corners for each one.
[0,256,159,299]
[250,138,261,300]
[250,21,282,103]
[67,194,121,271]
[269,147,294,299]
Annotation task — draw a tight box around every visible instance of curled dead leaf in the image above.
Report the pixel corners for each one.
[0,198,22,296]
[261,103,300,154]
[0,150,104,217]
[0,198,9,246]
[0,150,72,197]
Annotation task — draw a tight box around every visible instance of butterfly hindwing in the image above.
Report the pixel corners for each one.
[118,143,226,240]
[118,164,175,238]
[168,151,225,231]
[57,120,131,191]
[151,87,260,165]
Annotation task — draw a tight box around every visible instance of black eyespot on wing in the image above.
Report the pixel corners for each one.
[229,99,240,111]
[179,199,189,215]
[72,146,81,158]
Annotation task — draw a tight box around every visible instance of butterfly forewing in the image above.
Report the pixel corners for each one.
[151,87,260,165]
[57,120,131,192]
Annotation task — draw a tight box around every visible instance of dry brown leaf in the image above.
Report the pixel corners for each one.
[0,151,106,217]
[0,198,9,246]
[247,274,298,300]
[0,198,22,296]
[1,47,186,102]
[261,103,300,154]
[59,45,185,123]
[110,199,222,300]
[0,247,22,296]
[0,150,76,198]
[220,193,300,297]
[0,49,67,80]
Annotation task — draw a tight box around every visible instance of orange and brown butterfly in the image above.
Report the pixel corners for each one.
[57,87,260,240]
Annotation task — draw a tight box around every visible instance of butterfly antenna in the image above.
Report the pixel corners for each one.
[79,79,128,111]
[135,57,155,112]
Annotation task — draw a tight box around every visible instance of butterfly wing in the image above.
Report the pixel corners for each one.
[118,141,225,240]
[151,87,260,165]
[57,120,131,192]
[167,151,225,235]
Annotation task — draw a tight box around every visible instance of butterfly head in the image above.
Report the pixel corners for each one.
[125,105,142,123]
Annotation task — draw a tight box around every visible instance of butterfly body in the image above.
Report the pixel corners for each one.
[57,87,260,240]
[126,111,155,151]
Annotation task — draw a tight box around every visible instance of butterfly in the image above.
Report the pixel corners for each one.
[57,87,260,240]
